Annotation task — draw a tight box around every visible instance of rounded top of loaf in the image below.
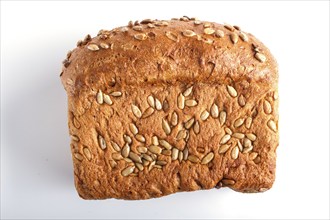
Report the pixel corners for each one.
[61,17,278,95]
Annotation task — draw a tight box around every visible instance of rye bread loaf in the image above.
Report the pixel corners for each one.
[60,16,279,200]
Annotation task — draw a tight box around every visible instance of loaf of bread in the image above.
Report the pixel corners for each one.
[60,16,279,200]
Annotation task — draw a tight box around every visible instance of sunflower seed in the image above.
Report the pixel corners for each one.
[194,20,202,25]
[162,149,172,156]
[204,28,215,35]
[110,91,122,97]
[182,30,196,37]
[121,143,130,158]
[154,165,162,169]
[155,98,162,110]
[142,107,155,118]
[129,123,138,135]
[227,85,238,97]
[83,147,92,160]
[220,134,231,144]
[142,154,153,162]
[142,159,149,166]
[147,23,155,28]
[245,117,252,129]
[183,86,193,96]
[124,157,133,163]
[183,147,189,160]
[137,146,147,154]
[100,42,109,49]
[233,133,245,139]
[123,134,132,144]
[254,51,267,62]
[171,111,178,126]
[156,160,167,166]
[71,135,79,142]
[243,145,253,153]
[112,153,123,160]
[201,152,214,164]
[121,27,129,32]
[178,151,183,162]
[103,94,113,105]
[171,148,179,160]
[219,144,231,154]
[109,142,120,153]
[147,95,155,108]
[135,134,146,143]
[246,133,257,141]
[267,119,277,132]
[200,110,210,121]
[74,153,83,161]
[185,99,198,107]
[185,117,195,129]
[224,24,235,31]
[176,129,187,140]
[211,103,219,118]
[193,121,200,134]
[129,152,142,163]
[149,145,162,154]
[133,25,143,31]
[238,95,246,107]
[239,32,248,42]
[178,93,185,109]
[148,161,156,171]
[134,33,147,41]
[237,141,243,152]
[219,111,227,126]
[234,118,245,128]
[159,140,172,150]
[188,155,199,163]
[136,163,144,171]
[87,44,99,51]
[225,127,232,135]
[185,131,190,142]
[162,118,171,135]
[98,135,106,150]
[249,152,258,160]
[163,99,169,112]
[96,90,103,104]
[215,30,225,38]
[131,104,142,118]
[152,136,159,145]
[165,31,178,42]
[264,100,272,114]
[121,166,135,176]
[222,179,235,185]
[231,146,239,159]
[110,160,117,168]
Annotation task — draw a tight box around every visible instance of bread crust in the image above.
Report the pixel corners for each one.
[61,17,278,200]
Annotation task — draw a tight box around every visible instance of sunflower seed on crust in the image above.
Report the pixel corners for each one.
[149,145,162,154]
[142,107,155,118]
[171,111,178,126]
[177,93,185,109]
[219,111,226,126]
[87,44,99,51]
[147,95,155,108]
[129,123,138,135]
[98,135,107,150]
[220,134,231,144]
[188,155,199,163]
[219,144,231,154]
[231,146,239,159]
[96,90,103,104]
[227,85,238,97]
[111,141,121,152]
[162,118,171,135]
[159,140,172,150]
[211,103,219,118]
[200,110,210,121]
[121,143,130,158]
[121,166,135,176]
[201,152,214,164]
[182,30,196,37]
[131,104,142,118]
[183,86,193,96]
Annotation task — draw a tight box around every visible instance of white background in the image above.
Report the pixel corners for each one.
[1,1,329,219]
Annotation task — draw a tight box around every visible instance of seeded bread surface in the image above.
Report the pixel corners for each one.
[60,17,279,200]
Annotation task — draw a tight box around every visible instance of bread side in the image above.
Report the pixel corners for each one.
[61,17,278,200]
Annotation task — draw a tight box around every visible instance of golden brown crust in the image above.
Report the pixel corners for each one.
[61,17,279,200]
